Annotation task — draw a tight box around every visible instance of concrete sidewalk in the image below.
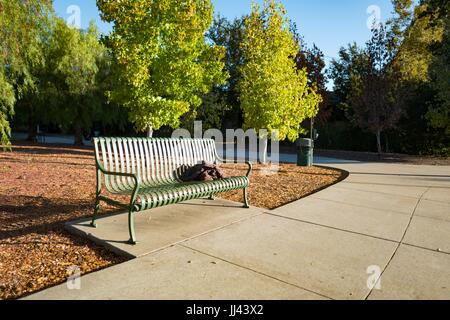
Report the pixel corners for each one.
[26,160,450,300]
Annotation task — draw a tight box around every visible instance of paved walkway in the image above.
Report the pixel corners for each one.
[26,160,450,300]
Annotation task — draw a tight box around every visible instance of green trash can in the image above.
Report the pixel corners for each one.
[297,138,314,167]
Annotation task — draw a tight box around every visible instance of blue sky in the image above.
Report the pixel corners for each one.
[54,0,395,85]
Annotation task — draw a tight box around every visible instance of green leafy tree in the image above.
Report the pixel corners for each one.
[388,0,414,49]
[96,0,227,136]
[293,34,330,124]
[350,26,404,154]
[238,0,321,146]
[0,73,15,148]
[291,24,327,96]
[0,0,52,146]
[46,19,108,145]
[329,43,369,104]
[390,0,449,153]
[425,0,450,135]
[206,15,246,128]
[393,1,444,83]
[330,25,404,154]
[92,41,130,136]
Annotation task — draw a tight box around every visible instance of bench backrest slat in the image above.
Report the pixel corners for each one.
[94,138,218,192]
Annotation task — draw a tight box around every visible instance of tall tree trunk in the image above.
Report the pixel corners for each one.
[260,137,268,164]
[310,118,315,140]
[376,130,382,156]
[74,119,84,146]
[147,123,153,138]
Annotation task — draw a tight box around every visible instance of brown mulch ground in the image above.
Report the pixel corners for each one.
[0,143,345,300]
[0,144,129,300]
[220,164,345,210]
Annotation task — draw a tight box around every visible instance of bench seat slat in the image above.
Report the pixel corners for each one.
[135,177,249,211]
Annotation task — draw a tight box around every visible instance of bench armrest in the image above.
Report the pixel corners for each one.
[102,170,140,181]
[216,156,253,178]
[97,163,141,188]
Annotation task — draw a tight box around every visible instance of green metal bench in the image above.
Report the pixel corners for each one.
[92,137,252,244]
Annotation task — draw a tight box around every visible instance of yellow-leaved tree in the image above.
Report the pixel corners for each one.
[238,0,321,147]
[97,0,228,136]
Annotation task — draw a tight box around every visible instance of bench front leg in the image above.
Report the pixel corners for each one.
[91,169,102,228]
[215,156,253,208]
[128,207,137,245]
[243,187,250,208]
[127,182,141,245]
[92,165,141,244]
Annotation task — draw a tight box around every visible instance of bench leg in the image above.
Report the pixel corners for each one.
[208,194,215,200]
[243,188,250,208]
[91,196,101,228]
[128,208,137,245]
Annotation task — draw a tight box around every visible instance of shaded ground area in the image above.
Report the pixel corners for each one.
[0,144,128,300]
[0,143,344,299]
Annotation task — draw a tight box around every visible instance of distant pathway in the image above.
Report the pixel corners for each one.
[11,132,356,165]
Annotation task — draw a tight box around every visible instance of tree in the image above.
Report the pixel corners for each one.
[45,19,108,145]
[329,43,371,113]
[0,73,15,148]
[425,0,450,135]
[294,38,330,124]
[96,0,227,136]
[390,0,449,153]
[0,0,52,146]
[238,0,321,147]
[206,15,246,129]
[350,26,403,154]
[290,24,327,96]
[388,0,415,49]
[392,1,444,84]
[92,39,130,136]
[330,25,404,154]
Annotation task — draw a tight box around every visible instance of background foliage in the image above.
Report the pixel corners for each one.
[0,0,52,147]
[238,0,321,142]
[96,0,228,135]
[326,0,449,155]
[0,0,448,155]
